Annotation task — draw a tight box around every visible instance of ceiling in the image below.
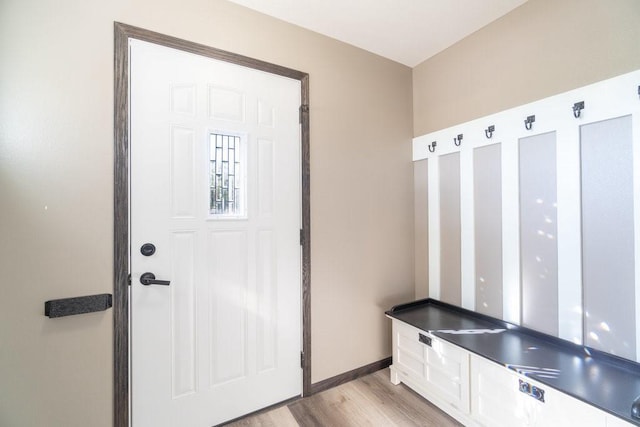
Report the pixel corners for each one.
[226,0,529,67]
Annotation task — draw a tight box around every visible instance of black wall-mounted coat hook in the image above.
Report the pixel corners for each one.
[524,115,536,130]
[454,134,463,146]
[485,125,495,139]
[428,141,437,153]
[573,101,585,118]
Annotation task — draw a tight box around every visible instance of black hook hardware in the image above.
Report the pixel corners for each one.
[573,101,585,118]
[524,115,535,130]
[428,141,437,153]
[454,134,463,146]
[637,85,640,99]
[485,125,495,139]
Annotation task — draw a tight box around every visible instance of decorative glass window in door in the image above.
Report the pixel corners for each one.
[209,133,245,217]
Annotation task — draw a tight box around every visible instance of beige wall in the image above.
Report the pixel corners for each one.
[413,0,640,137]
[412,0,640,297]
[0,1,414,425]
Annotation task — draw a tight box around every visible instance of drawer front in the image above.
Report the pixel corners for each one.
[425,336,467,378]
[471,355,528,427]
[606,415,636,427]
[424,336,470,412]
[393,321,426,379]
[391,320,470,413]
[396,347,424,378]
[398,328,424,361]
[525,376,605,427]
[471,355,607,427]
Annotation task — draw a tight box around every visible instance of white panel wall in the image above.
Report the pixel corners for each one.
[414,69,640,360]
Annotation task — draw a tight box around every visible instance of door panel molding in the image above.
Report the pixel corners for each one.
[113,22,311,427]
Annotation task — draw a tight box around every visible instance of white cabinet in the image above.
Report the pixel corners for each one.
[389,318,636,427]
[529,381,606,427]
[606,414,636,427]
[470,353,528,426]
[470,354,605,427]
[390,320,470,421]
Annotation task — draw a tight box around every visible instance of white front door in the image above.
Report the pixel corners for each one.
[129,39,302,426]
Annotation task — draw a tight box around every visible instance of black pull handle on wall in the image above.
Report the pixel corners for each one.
[45,293,113,318]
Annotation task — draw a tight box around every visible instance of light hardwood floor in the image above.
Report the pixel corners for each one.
[223,369,462,426]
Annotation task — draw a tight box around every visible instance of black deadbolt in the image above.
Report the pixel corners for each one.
[140,243,156,256]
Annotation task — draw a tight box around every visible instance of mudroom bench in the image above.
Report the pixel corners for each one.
[386,299,640,426]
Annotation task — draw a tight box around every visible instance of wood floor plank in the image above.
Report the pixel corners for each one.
[289,380,398,427]
[223,368,463,427]
[355,370,462,426]
[264,406,300,427]
[224,406,298,427]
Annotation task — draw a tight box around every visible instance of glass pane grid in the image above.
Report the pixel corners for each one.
[210,133,242,216]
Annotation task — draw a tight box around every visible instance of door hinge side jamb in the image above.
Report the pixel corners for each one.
[299,104,309,123]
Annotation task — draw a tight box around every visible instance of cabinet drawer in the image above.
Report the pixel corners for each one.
[606,414,636,427]
[424,335,470,412]
[471,355,526,427]
[397,329,424,361]
[391,320,470,414]
[526,376,605,427]
[394,321,426,379]
[425,336,467,378]
[471,354,606,427]
[397,346,424,378]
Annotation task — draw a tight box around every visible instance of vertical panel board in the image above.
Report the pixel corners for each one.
[502,137,521,324]
[474,143,503,319]
[258,139,274,216]
[634,112,640,362]
[257,230,277,372]
[171,232,196,398]
[208,231,248,385]
[439,152,461,306]
[171,126,196,218]
[414,160,429,299]
[460,147,475,310]
[556,117,584,344]
[519,132,559,336]
[429,158,441,300]
[581,116,636,360]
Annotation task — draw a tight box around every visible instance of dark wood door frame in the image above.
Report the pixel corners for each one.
[113,22,311,427]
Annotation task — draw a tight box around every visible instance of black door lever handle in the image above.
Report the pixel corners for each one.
[140,272,171,286]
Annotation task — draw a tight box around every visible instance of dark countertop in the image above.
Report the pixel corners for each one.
[387,298,640,425]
